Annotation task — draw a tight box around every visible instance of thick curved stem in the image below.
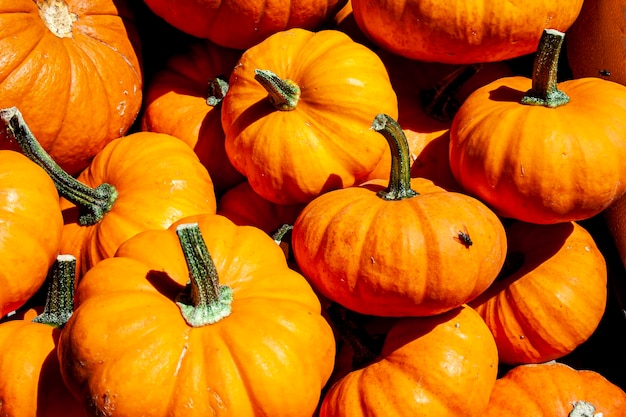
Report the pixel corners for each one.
[371,114,418,200]
[254,69,301,111]
[521,29,570,108]
[0,107,118,226]
[175,223,233,327]
[32,254,76,328]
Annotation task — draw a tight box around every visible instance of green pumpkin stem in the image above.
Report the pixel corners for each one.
[521,28,570,108]
[207,76,229,107]
[0,106,118,226]
[422,64,483,122]
[254,69,301,111]
[371,114,418,200]
[32,254,76,328]
[175,223,233,327]
[569,400,601,417]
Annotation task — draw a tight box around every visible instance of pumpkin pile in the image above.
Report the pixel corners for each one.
[1,0,626,416]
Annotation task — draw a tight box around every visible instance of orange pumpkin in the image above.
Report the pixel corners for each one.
[470,221,607,365]
[0,125,63,317]
[142,0,347,50]
[291,114,507,317]
[141,40,245,197]
[484,362,626,416]
[221,28,398,205]
[449,29,626,224]
[0,0,143,175]
[3,106,216,280]
[351,0,583,64]
[319,305,499,417]
[58,215,336,416]
[0,255,85,417]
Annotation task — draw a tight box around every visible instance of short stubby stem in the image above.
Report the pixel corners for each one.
[254,69,301,111]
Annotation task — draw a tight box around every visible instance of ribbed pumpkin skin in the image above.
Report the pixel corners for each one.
[319,305,499,417]
[142,0,347,50]
[0,151,63,317]
[470,221,607,365]
[292,178,507,317]
[0,309,85,417]
[351,0,583,64]
[221,28,398,205]
[58,214,336,417]
[484,362,626,416]
[141,41,245,197]
[0,0,143,175]
[449,76,626,224]
[59,132,217,279]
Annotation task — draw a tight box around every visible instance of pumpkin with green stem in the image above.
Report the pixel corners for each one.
[221,28,398,205]
[291,114,507,317]
[1,106,216,280]
[449,29,626,224]
[0,255,85,417]
[0,148,63,318]
[58,215,335,416]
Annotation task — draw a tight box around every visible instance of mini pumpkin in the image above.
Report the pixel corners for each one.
[449,29,626,224]
[291,114,507,317]
[0,140,63,318]
[221,28,398,205]
[58,215,336,416]
[0,0,143,175]
[469,220,607,364]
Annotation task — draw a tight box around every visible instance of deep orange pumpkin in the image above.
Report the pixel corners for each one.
[449,29,626,224]
[0,140,63,318]
[292,114,507,317]
[2,107,216,280]
[58,215,336,416]
[0,0,143,175]
[141,40,246,197]
[142,0,347,50]
[319,305,499,417]
[221,28,398,205]
[470,220,607,365]
[351,0,583,64]
[484,362,626,416]
[0,255,85,417]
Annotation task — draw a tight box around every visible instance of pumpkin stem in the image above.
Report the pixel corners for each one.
[207,76,229,107]
[32,254,76,328]
[272,223,294,261]
[371,114,418,200]
[421,64,483,122]
[569,400,601,417]
[254,69,301,111]
[0,106,118,226]
[175,222,233,327]
[521,28,570,108]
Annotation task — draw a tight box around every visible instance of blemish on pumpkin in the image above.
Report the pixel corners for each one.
[370,257,376,264]
[37,0,77,39]
[117,101,126,116]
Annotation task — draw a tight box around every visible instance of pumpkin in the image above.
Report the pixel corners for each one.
[217,180,306,235]
[319,305,499,417]
[449,29,626,224]
[141,0,347,50]
[350,0,583,64]
[365,50,514,189]
[58,215,336,416]
[2,106,216,280]
[221,28,398,205]
[0,255,85,417]
[0,0,143,175]
[0,135,63,318]
[469,220,607,365]
[484,361,626,416]
[291,114,507,317]
[141,40,246,197]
